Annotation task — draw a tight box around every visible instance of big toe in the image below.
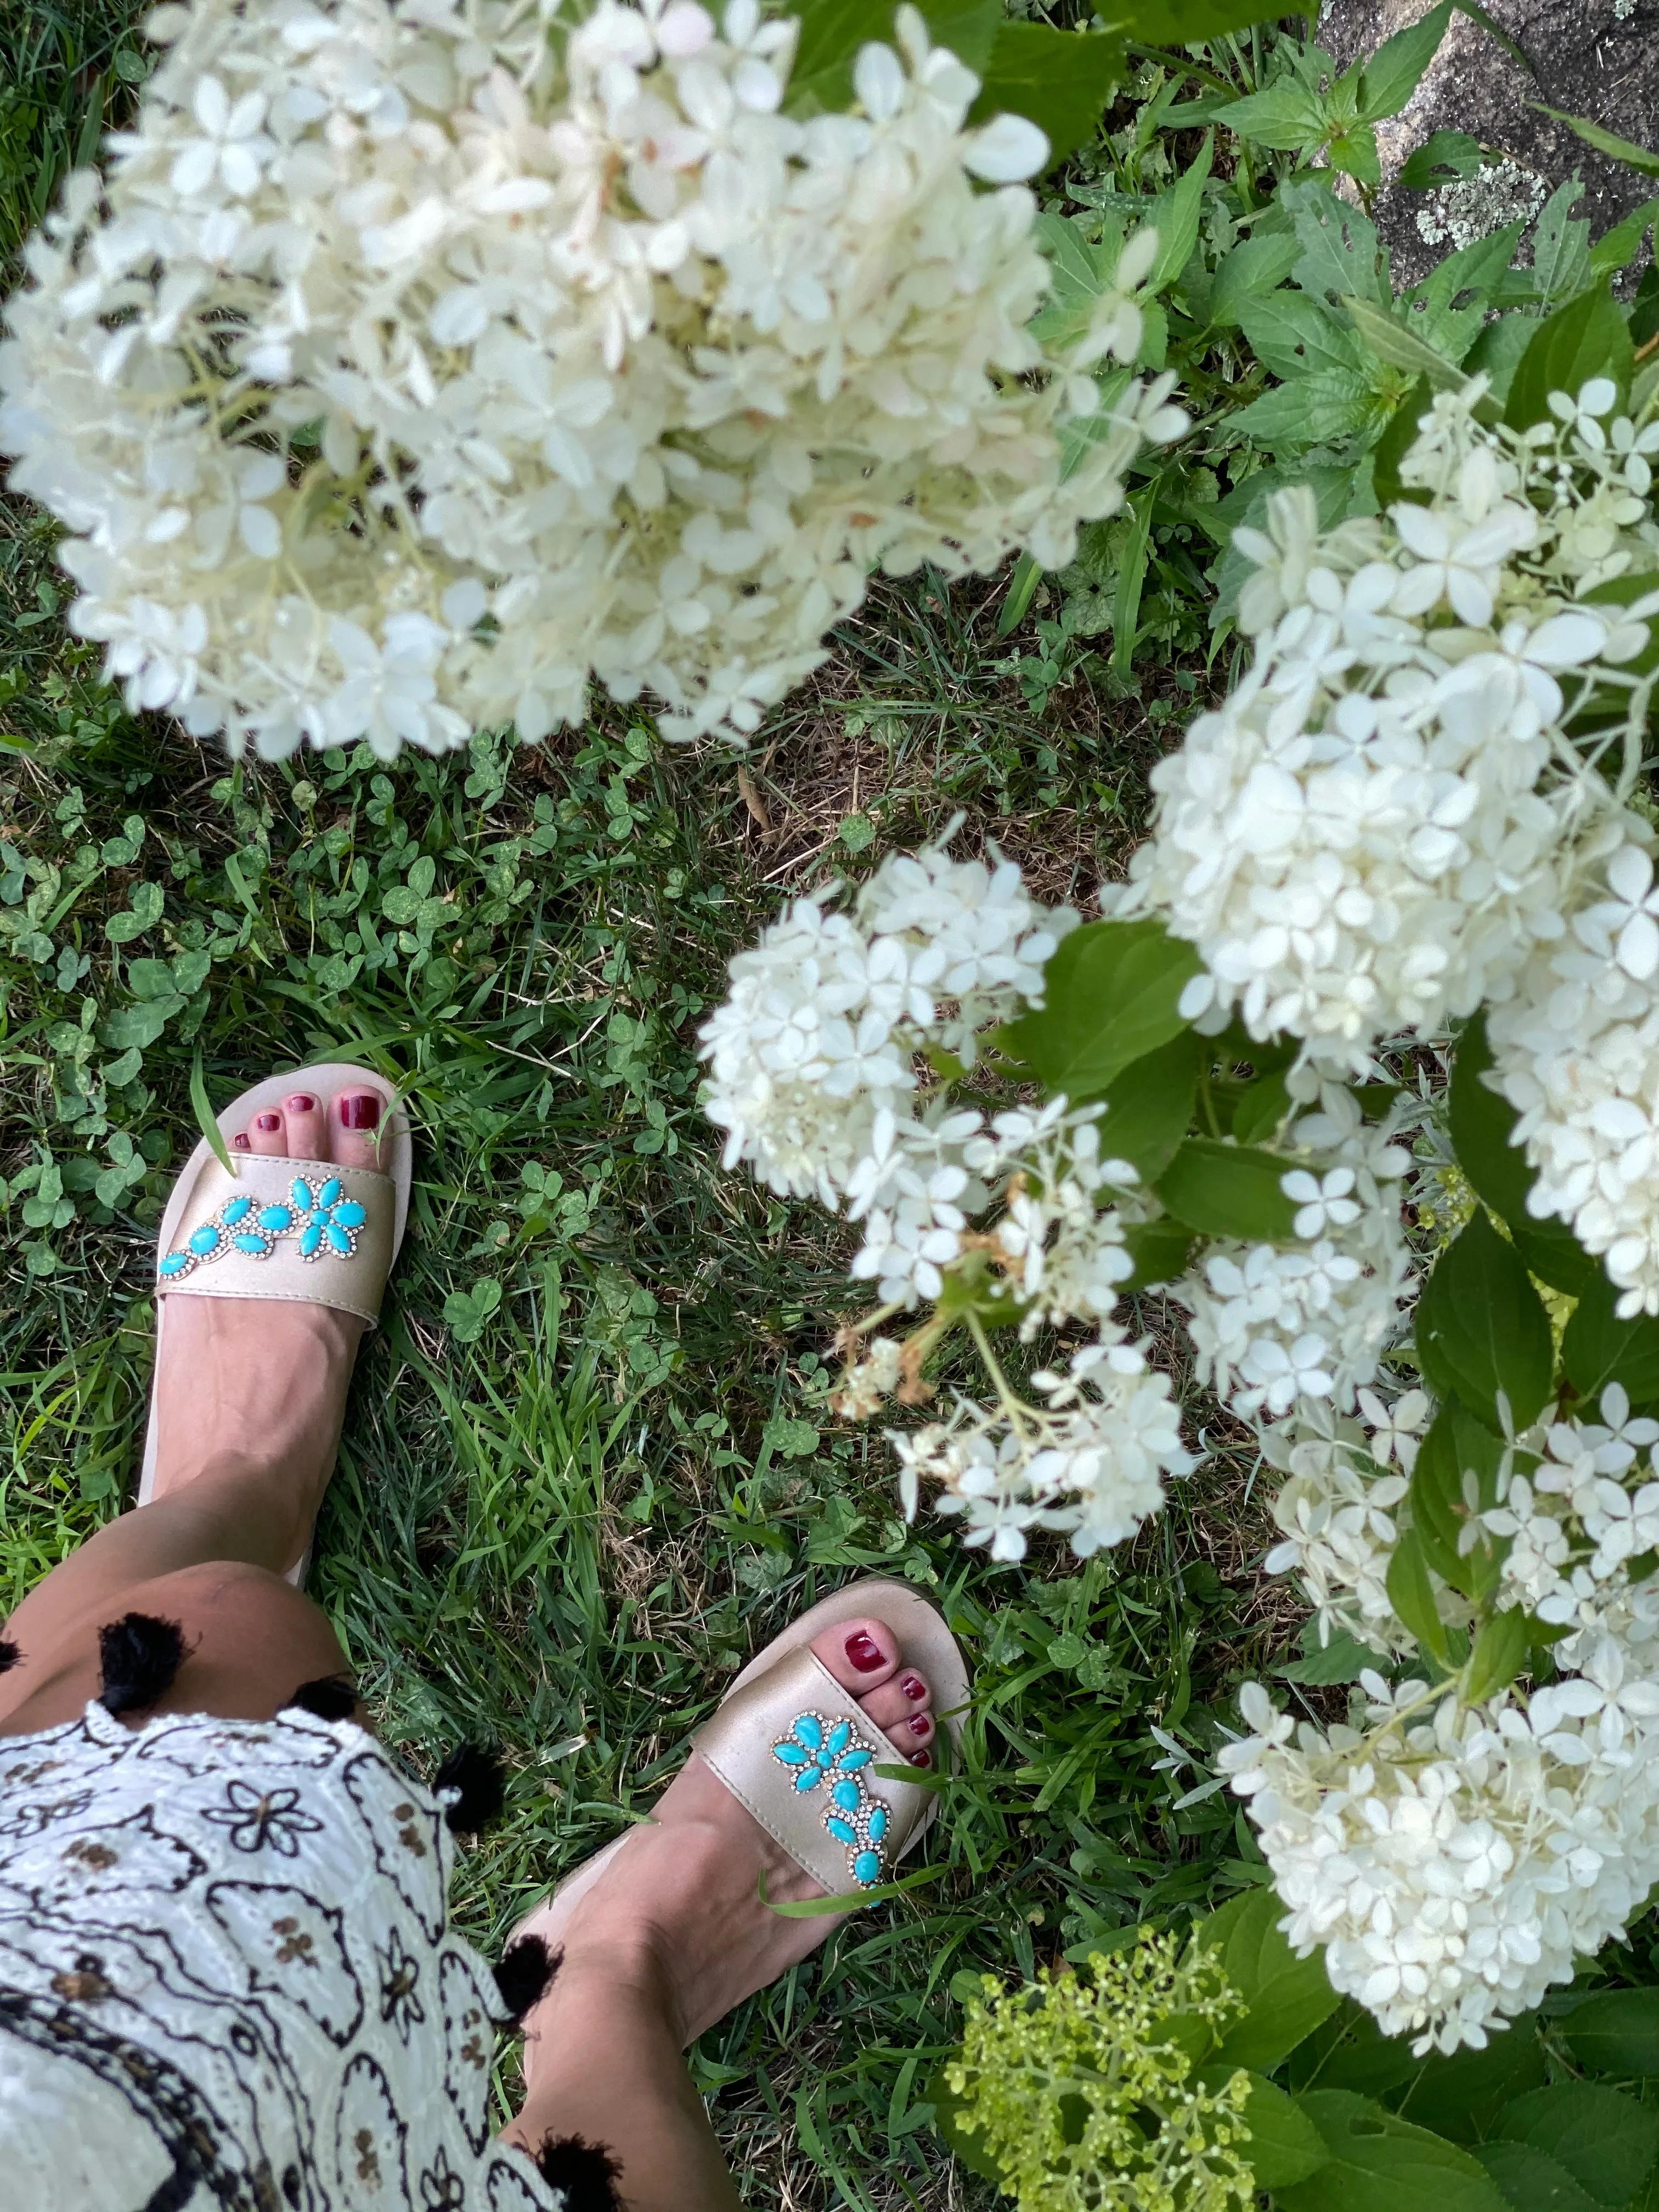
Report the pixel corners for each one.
[810,1617,936,1769]
[330,1084,389,1171]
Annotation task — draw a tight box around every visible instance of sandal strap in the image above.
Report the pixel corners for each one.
[155,1154,396,1329]
[693,1645,929,1895]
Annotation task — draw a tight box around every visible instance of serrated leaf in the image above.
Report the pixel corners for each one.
[1397,2021,1548,2141]
[1154,1137,1299,1240]
[1210,77,1328,153]
[1120,1215,1194,1291]
[998,919,1200,1101]
[1591,195,1659,280]
[1274,1628,1377,1685]
[1095,1028,1201,1179]
[1357,0,1453,123]
[1398,127,1485,190]
[1504,282,1634,430]
[1284,176,1385,306]
[1387,1530,1452,1666]
[1413,1211,1553,1434]
[1192,2066,1329,2189]
[1410,1401,1504,1598]
[1229,368,1378,448]
[1475,2140,1605,2212]
[1342,294,1464,388]
[1489,2082,1659,2207]
[1205,229,1304,329]
[1534,103,1659,179]
[1113,0,1289,37]
[1561,1273,1659,1408]
[968,20,1124,164]
[1408,222,1529,362]
[1464,1607,1530,1706]
[1562,1987,1659,2078]
[1281,2090,1508,2212]
[787,0,1000,112]
[1240,292,1365,380]
[1194,1889,1342,2069]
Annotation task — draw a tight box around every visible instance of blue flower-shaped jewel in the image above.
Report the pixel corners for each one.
[771,1710,887,1888]
[288,1175,366,1261]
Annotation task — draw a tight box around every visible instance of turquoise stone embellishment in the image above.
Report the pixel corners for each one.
[157,1169,369,1282]
[770,1708,895,1889]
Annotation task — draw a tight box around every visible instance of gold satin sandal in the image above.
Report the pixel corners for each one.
[138,1062,413,1586]
[511,1578,969,2013]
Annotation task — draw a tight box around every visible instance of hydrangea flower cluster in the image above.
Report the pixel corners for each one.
[1221,1657,1659,2056]
[0,0,1183,757]
[1124,379,1659,1075]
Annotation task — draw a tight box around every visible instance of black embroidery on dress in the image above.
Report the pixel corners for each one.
[494,1933,561,2024]
[0,1986,259,2209]
[98,1613,193,1718]
[420,2145,467,2209]
[435,1742,506,1833]
[0,1637,20,1674]
[285,1674,359,1723]
[202,1779,325,1857]
[376,1925,427,2042]
[534,2133,625,2212]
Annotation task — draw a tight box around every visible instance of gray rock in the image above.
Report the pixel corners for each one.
[1314,0,1659,288]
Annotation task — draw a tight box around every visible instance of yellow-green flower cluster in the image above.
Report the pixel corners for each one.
[944,1933,1256,2212]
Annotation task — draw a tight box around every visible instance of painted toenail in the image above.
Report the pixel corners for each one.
[285,1093,317,1113]
[233,1133,250,1151]
[908,1714,932,1737]
[910,1750,931,1767]
[255,1112,281,1131]
[845,1631,884,1673]
[339,1092,380,1130]
[901,1674,926,1701]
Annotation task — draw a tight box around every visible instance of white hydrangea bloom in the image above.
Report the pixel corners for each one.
[1123,380,1659,1070]
[0,0,1183,756]
[1221,1657,1659,2055]
[888,1327,1194,1561]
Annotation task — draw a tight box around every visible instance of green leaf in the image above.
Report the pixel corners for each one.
[1205,230,1304,329]
[998,919,1200,1101]
[444,1277,503,1344]
[1396,2021,1548,2141]
[1239,292,1365,381]
[1464,1607,1530,1706]
[1195,1888,1342,2070]
[997,550,1042,636]
[1096,1029,1201,1180]
[1341,294,1464,389]
[1154,1137,1299,1241]
[1531,180,1592,309]
[969,20,1124,165]
[925,2068,1006,2185]
[1285,177,1385,306]
[1562,1988,1659,2078]
[788,0,1000,111]
[1561,1272,1659,1408]
[1533,103,1659,179]
[1229,369,1378,448]
[1329,125,1383,188]
[190,1048,236,1179]
[1120,1215,1195,1291]
[1193,2067,1329,2189]
[1281,2090,1509,2212]
[1231,1069,1292,1147]
[1591,195,1659,280]
[1398,127,1485,189]
[1274,1627,1377,1685]
[1409,223,1530,362]
[1113,483,1156,676]
[1357,0,1452,123]
[96,1002,172,1052]
[1115,0,1287,37]
[1489,2083,1659,2207]
[1448,1011,1596,1294]
[1409,1401,1505,1597]
[1475,2141,1605,2212]
[1413,1210,1553,1433]
[1386,1530,1452,1667]
[1210,77,1328,153]
[1372,376,1434,507]
[1145,132,1212,295]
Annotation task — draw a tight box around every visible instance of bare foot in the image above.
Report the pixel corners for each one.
[521,1615,940,2067]
[147,1081,393,1569]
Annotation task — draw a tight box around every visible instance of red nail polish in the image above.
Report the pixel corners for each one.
[233,1133,251,1151]
[340,1092,381,1130]
[284,1092,317,1113]
[910,1750,931,1767]
[845,1631,884,1673]
[901,1674,926,1701]
[255,1112,281,1131]
[909,1714,932,1737]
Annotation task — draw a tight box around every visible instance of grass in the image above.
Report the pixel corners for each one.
[0,19,1287,2206]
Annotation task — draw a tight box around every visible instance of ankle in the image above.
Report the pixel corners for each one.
[525,1929,687,2070]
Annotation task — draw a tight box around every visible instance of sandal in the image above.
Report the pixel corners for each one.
[512,1577,969,2020]
[139,1063,413,1587]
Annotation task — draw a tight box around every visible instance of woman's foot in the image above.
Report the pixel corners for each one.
[520,1613,940,2068]
[146,1082,392,1568]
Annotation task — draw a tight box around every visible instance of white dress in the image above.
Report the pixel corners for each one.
[0,1700,567,2212]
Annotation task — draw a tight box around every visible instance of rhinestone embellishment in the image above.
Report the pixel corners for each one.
[770,1709,891,1888]
[158,1175,368,1281]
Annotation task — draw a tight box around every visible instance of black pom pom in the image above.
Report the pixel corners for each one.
[534,2134,624,2212]
[97,1613,190,1718]
[435,1742,506,1833]
[494,1934,562,2025]
[285,1674,359,1723]
[0,1639,20,1676]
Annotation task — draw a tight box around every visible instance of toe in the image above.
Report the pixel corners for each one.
[855,1669,932,1736]
[810,1615,899,1695]
[331,1085,387,1171]
[281,1088,326,1162]
[248,1108,287,1156]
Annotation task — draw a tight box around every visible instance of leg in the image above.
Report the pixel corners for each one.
[502,1617,941,2210]
[0,1084,389,1737]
